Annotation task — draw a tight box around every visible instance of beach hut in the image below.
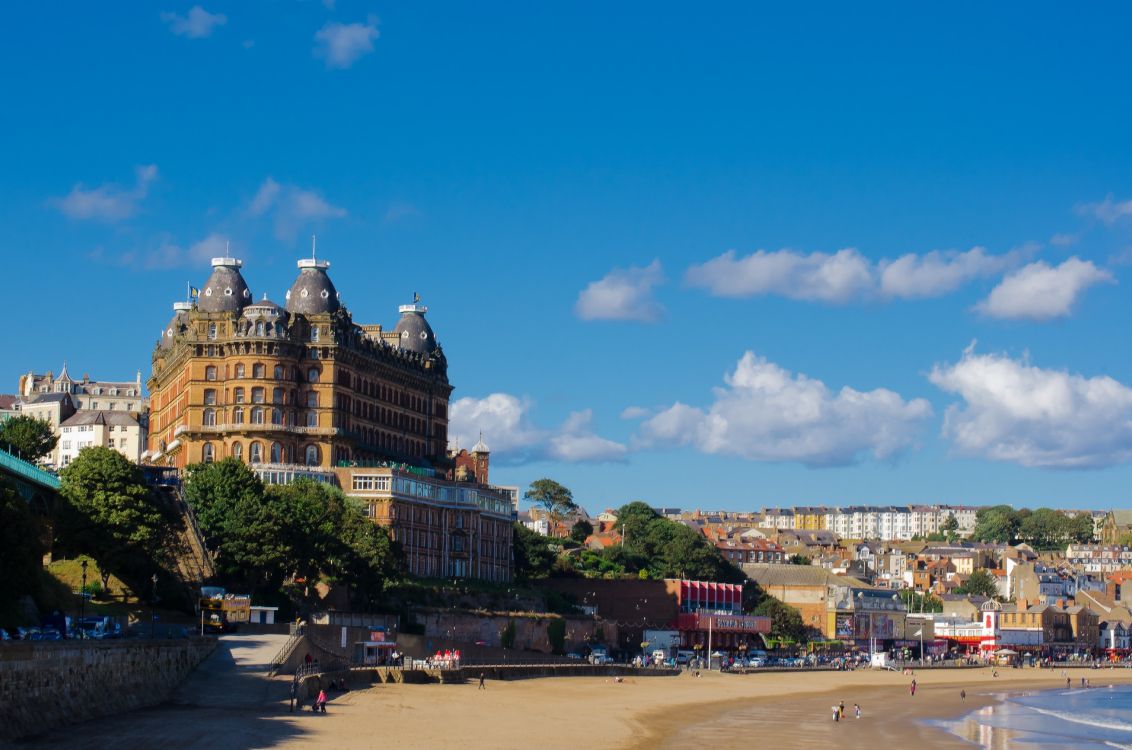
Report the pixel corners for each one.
[994,648,1018,666]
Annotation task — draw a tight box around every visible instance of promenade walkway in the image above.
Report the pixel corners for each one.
[14,633,308,749]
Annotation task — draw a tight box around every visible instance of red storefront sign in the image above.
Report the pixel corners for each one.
[676,612,771,634]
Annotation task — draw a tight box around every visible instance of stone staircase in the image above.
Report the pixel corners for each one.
[153,485,216,588]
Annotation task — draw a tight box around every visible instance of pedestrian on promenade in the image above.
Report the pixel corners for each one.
[910,679,917,696]
[315,689,328,713]
[478,671,486,690]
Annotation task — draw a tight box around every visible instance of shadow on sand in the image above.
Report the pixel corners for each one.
[13,634,318,750]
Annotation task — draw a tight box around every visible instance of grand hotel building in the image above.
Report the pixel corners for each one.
[147,255,514,581]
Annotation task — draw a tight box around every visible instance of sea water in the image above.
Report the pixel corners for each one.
[936,683,1132,749]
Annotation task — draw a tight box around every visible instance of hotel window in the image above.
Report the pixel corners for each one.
[305,445,320,466]
[208,323,217,340]
[252,387,265,404]
[310,327,320,342]
[308,368,320,383]
[273,388,284,404]
[202,443,215,463]
[270,442,282,463]
[232,442,242,461]
[306,412,318,428]
[255,321,264,336]
[253,363,266,379]
[249,442,263,464]
[203,408,216,426]
[306,392,318,408]
[205,366,217,381]
[234,387,245,404]
[251,407,264,424]
[274,365,284,380]
[271,408,282,425]
[203,389,216,405]
[233,407,244,424]
[235,364,245,378]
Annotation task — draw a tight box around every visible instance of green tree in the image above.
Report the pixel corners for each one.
[956,569,999,598]
[569,519,594,544]
[1065,513,1096,544]
[898,589,943,613]
[971,505,1020,544]
[0,478,46,621]
[0,415,58,463]
[59,447,173,592]
[612,502,745,583]
[941,513,959,534]
[788,554,812,566]
[524,478,578,535]
[753,597,807,643]
[501,619,516,649]
[513,522,557,580]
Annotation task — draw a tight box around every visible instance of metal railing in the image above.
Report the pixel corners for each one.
[0,447,61,490]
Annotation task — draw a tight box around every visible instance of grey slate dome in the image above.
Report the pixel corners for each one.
[392,301,438,354]
[285,258,341,315]
[160,301,192,349]
[197,257,252,313]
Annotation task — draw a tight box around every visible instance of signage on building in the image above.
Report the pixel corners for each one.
[676,612,771,634]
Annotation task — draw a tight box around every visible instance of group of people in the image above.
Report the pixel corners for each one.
[429,649,462,669]
[830,701,862,722]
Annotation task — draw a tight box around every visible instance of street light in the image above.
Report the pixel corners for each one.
[79,559,88,639]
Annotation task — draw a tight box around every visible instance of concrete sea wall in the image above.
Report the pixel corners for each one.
[0,638,217,742]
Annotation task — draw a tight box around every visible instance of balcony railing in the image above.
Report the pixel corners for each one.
[186,424,339,436]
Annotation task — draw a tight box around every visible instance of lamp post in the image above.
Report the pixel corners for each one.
[150,574,159,639]
[79,559,88,639]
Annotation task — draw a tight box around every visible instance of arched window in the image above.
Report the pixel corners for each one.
[253,363,265,379]
[271,408,282,425]
[305,445,319,466]
[203,408,216,426]
[275,322,285,337]
[251,407,264,424]
[204,388,217,405]
[231,442,242,461]
[274,365,284,380]
[270,442,282,463]
[306,411,318,428]
[249,442,263,464]
[202,443,214,463]
[252,387,265,404]
[306,392,318,408]
[235,364,245,378]
[255,321,264,336]
[308,368,320,383]
[205,365,217,381]
[273,388,284,404]
[233,407,244,424]
[208,323,217,340]
[234,387,245,404]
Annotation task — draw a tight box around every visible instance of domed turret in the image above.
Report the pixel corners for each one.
[285,258,340,315]
[160,301,193,349]
[243,294,286,321]
[392,299,438,354]
[197,257,252,313]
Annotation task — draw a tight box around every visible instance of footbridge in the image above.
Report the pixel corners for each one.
[0,446,60,510]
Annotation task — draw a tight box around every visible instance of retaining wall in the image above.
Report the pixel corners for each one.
[0,638,216,742]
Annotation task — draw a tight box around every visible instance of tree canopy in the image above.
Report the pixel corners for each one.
[0,415,58,463]
[58,447,174,593]
[524,478,578,532]
[971,505,1094,548]
[956,569,999,598]
[512,522,557,580]
[183,460,402,607]
[612,501,745,583]
[0,477,46,621]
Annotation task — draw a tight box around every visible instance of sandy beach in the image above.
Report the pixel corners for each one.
[20,635,1132,750]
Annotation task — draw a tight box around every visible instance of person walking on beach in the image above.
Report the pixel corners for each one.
[1067,677,1071,689]
[832,706,840,722]
[478,671,486,690]
[910,679,917,696]
[854,703,861,719]
[839,701,845,719]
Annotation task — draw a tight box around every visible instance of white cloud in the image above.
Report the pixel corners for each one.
[449,395,626,464]
[161,6,227,38]
[53,164,158,222]
[103,232,233,270]
[574,259,665,322]
[930,346,1132,468]
[247,177,346,240]
[685,245,1029,304]
[1078,195,1132,225]
[636,352,932,467]
[975,257,1114,320]
[314,16,379,69]
[619,406,652,420]
[685,248,874,303]
[879,246,1027,299]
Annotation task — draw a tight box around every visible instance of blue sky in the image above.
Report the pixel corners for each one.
[5,3,1132,512]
